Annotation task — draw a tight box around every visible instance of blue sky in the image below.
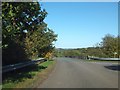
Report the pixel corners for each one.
[40,2,118,48]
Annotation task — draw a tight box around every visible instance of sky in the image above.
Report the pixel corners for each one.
[40,2,118,49]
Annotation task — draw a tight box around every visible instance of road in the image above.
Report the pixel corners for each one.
[38,57,118,88]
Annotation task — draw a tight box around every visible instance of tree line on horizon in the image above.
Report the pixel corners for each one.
[54,34,119,58]
[2,2,57,65]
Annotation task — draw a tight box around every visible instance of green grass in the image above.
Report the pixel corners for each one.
[2,60,55,88]
[41,60,54,67]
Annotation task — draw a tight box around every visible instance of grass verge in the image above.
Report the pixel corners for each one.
[2,59,56,88]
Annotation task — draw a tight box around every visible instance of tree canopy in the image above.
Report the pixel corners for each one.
[100,34,118,58]
[2,2,57,65]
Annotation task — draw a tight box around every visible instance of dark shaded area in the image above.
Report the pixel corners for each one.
[2,64,47,84]
[104,65,120,71]
[2,40,30,66]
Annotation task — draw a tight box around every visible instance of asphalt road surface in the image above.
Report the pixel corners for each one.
[39,57,118,88]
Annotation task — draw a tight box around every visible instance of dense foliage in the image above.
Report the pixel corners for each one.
[100,34,119,58]
[2,2,57,65]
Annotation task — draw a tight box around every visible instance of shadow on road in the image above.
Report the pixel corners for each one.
[104,65,120,71]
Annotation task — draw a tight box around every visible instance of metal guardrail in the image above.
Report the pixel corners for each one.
[64,56,120,61]
[88,56,120,61]
[2,58,47,73]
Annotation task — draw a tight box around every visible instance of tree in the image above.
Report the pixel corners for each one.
[2,2,57,65]
[24,22,57,59]
[2,2,47,48]
[100,34,118,58]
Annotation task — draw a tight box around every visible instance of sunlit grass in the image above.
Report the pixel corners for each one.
[2,60,55,88]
